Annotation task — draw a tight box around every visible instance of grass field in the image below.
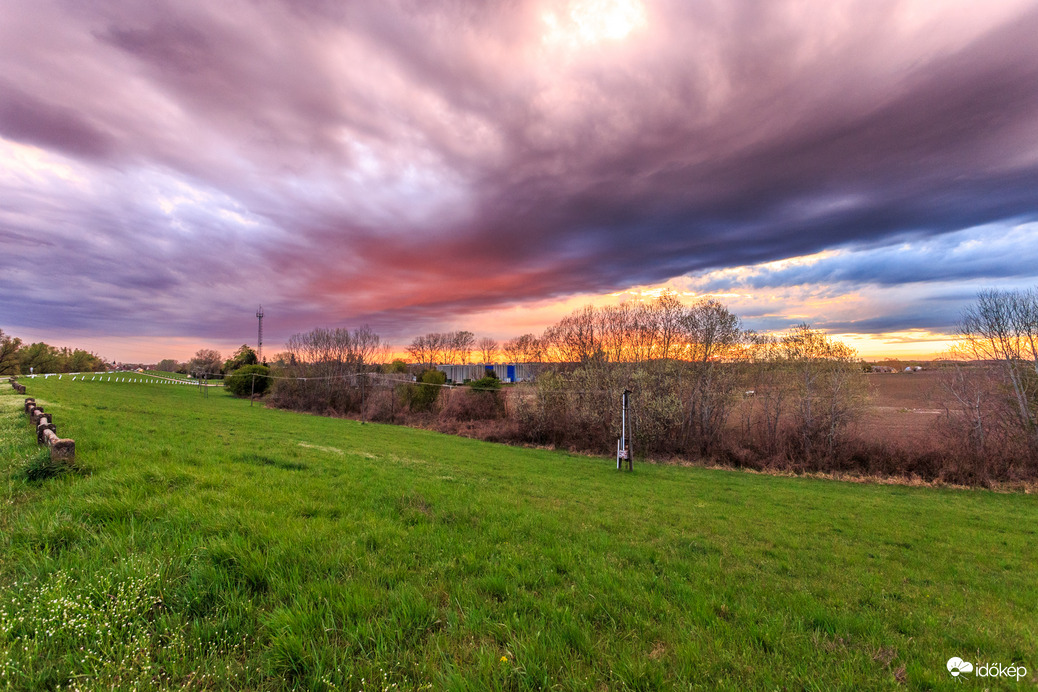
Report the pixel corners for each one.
[1,378,1036,690]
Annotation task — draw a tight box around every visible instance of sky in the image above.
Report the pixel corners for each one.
[2,0,1038,363]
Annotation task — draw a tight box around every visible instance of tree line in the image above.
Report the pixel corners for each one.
[251,288,1038,484]
[0,330,107,375]
[250,294,873,473]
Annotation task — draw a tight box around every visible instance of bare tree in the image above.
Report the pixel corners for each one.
[504,333,541,365]
[541,292,690,365]
[352,326,390,368]
[652,290,685,360]
[629,302,657,363]
[286,326,387,376]
[740,331,789,454]
[1015,287,1038,378]
[476,336,499,364]
[448,330,475,364]
[407,331,475,366]
[273,326,388,414]
[958,287,1038,451]
[429,332,450,366]
[541,306,599,364]
[597,303,633,362]
[503,336,521,366]
[781,324,868,459]
[680,299,742,452]
[406,334,436,370]
[938,361,999,457]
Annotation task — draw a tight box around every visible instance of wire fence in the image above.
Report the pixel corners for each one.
[26,372,224,386]
[24,368,639,396]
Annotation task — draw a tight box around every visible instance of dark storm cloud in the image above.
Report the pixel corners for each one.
[2,0,1038,351]
[0,84,115,160]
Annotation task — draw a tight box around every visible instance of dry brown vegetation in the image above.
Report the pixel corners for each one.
[266,290,1038,487]
[355,368,1034,488]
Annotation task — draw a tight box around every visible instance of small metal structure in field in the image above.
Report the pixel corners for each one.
[256,305,264,362]
[616,388,633,471]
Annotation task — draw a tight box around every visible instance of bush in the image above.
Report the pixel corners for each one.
[469,373,501,391]
[515,371,571,446]
[440,376,505,421]
[269,377,360,414]
[401,369,446,413]
[225,364,272,398]
[362,387,399,422]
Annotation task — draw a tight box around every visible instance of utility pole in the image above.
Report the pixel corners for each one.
[256,306,264,363]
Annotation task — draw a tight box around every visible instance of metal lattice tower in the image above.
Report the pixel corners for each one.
[256,306,264,362]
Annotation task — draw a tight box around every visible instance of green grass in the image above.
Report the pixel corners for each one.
[143,370,200,382]
[1,379,1036,690]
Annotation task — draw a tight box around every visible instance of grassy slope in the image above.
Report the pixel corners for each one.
[1,379,1035,691]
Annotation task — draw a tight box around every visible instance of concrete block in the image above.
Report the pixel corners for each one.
[49,438,75,461]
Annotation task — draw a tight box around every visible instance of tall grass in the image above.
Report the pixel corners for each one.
[1,379,1036,690]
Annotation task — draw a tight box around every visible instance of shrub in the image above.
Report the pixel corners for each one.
[515,371,571,446]
[401,369,446,413]
[225,364,272,398]
[362,387,399,422]
[469,373,502,391]
[440,375,505,421]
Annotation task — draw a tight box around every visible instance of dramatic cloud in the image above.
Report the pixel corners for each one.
[2,0,1038,359]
